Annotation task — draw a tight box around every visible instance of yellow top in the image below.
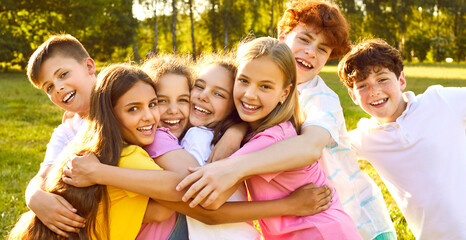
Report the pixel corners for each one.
[94,145,162,239]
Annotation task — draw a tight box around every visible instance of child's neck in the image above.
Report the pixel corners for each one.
[77,110,89,119]
[297,74,318,85]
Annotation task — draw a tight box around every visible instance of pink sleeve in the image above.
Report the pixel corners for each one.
[230,127,284,182]
[230,133,278,158]
[143,128,182,158]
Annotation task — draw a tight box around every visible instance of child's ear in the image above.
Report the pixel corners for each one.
[278,33,286,41]
[348,88,359,105]
[85,58,96,75]
[280,84,292,104]
[399,71,407,91]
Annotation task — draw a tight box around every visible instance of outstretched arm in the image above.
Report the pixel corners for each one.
[62,153,185,201]
[62,151,333,223]
[159,182,332,224]
[142,199,176,223]
[177,125,331,207]
[26,165,86,237]
[62,147,239,209]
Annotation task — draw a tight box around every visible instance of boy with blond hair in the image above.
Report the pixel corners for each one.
[339,38,466,239]
[25,34,96,237]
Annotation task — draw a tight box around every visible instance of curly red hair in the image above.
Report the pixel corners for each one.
[277,0,350,59]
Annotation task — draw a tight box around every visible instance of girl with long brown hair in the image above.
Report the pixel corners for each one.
[9,64,165,239]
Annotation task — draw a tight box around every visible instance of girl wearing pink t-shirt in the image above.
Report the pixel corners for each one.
[231,37,361,240]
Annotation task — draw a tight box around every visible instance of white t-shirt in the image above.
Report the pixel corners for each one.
[349,85,466,239]
[298,75,395,239]
[181,127,261,240]
[42,114,84,166]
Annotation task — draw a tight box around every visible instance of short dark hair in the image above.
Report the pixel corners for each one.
[27,34,90,88]
[338,38,404,88]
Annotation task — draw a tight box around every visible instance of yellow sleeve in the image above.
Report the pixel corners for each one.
[119,145,162,170]
[106,145,162,239]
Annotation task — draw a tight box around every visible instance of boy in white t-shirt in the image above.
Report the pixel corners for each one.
[24,34,96,237]
[338,38,466,239]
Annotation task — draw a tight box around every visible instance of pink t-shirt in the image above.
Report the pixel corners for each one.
[231,121,361,240]
[144,127,183,158]
[137,128,183,240]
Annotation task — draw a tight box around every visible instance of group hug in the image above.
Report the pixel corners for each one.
[8,0,466,239]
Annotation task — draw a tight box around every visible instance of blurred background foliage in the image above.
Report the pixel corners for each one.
[0,0,464,70]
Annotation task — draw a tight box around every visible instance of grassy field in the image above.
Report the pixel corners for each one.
[1,64,465,238]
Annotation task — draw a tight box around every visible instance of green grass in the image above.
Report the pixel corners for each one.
[0,72,63,237]
[1,65,465,239]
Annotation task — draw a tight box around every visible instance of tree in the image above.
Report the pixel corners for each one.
[187,0,196,60]
[171,0,177,53]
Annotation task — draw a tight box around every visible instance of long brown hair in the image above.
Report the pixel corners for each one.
[8,64,156,240]
[236,37,303,142]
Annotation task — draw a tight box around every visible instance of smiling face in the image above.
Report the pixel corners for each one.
[280,23,332,84]
[114,81,160,146]
[234,56,290,129]
[349,68,407,124]
[156,73,190,138]
[189,64,235,128]
[38,55,95,117]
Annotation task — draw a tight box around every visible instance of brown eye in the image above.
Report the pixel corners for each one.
[46,84,54,93]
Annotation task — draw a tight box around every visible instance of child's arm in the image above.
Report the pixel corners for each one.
[63,150,237,208]
[25,165,86,237]
[154,148,200,175]
[157,182,332,224]
[62,153,185,201]
[142,199,176,223]
[63,153,333,222]
[177,125,331,207]
[206,123,247,163]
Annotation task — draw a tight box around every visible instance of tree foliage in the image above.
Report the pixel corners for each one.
[1,0,464,69]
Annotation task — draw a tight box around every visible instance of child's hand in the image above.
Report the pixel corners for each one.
[206,123,247,163]
[62,153,100,187]
[176,160,241,208]
[287,183,333,216]
[61,111,76,123]
[28,190,86,237]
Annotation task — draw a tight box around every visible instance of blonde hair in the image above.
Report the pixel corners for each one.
[236,37,303,140]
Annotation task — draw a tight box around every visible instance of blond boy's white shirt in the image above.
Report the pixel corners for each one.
[298,75,395,240]
[349,85,466,239]
[181,127,261,240]
[42,114,84,166]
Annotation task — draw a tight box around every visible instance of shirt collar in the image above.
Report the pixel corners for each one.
[297,75,321,94]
